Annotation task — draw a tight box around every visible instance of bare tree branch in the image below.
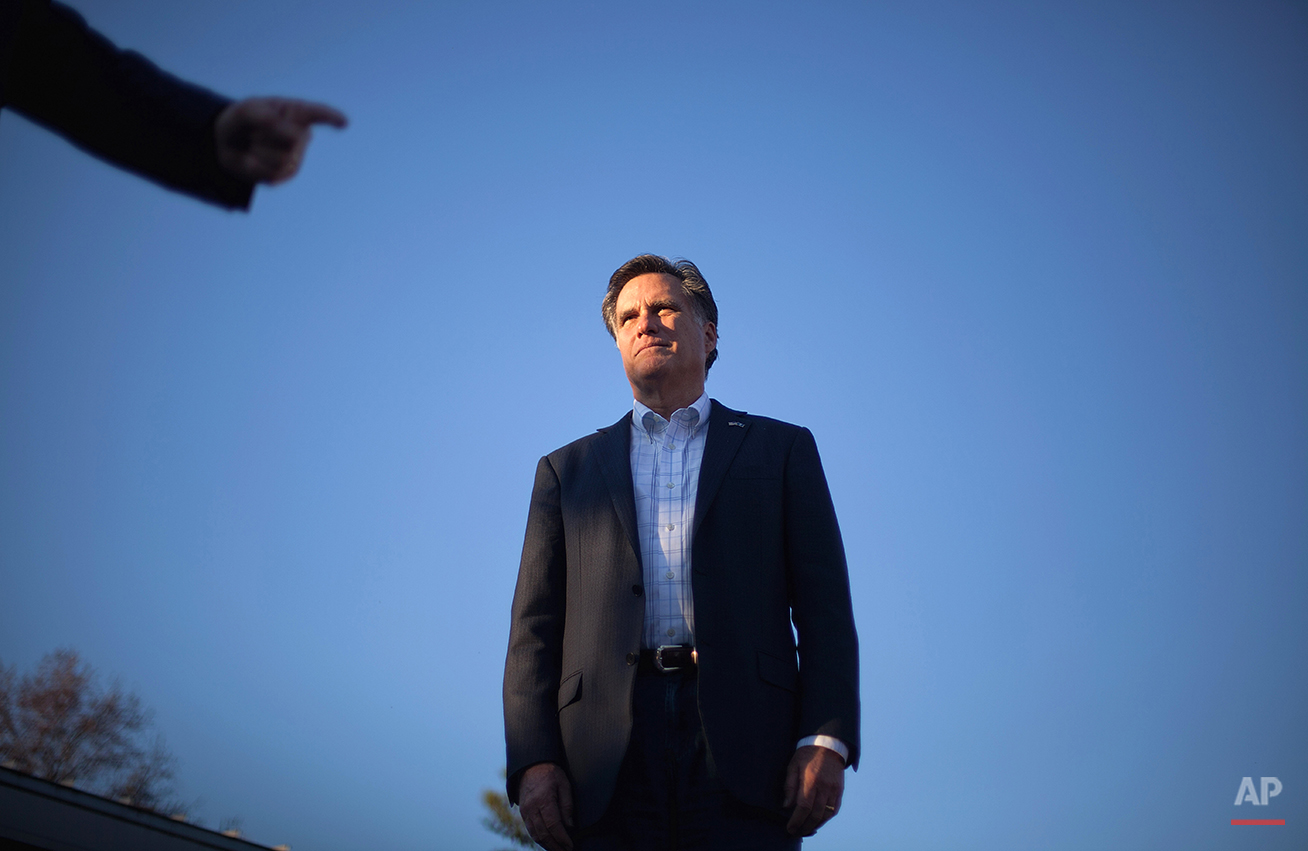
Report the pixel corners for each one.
[0,649,174,811]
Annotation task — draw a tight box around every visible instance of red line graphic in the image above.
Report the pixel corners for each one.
[1231,819,1285,826]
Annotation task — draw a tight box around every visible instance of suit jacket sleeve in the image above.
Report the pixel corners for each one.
[1,0,254,209]
[502,455,568,802]
[786,427,861,767]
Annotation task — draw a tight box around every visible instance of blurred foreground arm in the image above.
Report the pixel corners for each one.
[0,0,345,210]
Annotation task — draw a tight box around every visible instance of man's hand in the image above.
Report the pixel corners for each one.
[518,762,575,851]
[214,97,347,185]
[782,744,846,837]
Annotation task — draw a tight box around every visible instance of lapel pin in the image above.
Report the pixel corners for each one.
[728,421,745,428]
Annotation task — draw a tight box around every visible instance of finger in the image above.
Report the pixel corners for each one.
[526,804,566,851]
[786,800,812,836]
[540,807,573,851]
[248,136,309,184]
[521,810,545,848]
[805,787,841,831]
[250,120,304,153]
[227,153,278,183]
[527,780,572,851]
[558,773,575,829]
[234,149,293,184]
[828,781,844,812]
[284,99,348,128]
[797,803,827,837]
[782,754,801,808]
[266,147,305,184]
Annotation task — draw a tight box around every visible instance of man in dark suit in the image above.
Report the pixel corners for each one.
[504,254,859,850]
[1,0,345,210]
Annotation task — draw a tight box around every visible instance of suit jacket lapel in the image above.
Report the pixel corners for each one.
[694,399,749,540]
[593,412,642,568]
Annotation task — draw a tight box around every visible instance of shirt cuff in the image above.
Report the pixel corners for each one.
[796,735,849,764]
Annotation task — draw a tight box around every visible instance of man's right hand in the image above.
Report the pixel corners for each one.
[518,762,574,851]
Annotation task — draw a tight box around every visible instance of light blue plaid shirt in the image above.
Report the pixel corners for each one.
[630,392,711,649]
[626,392,851,763]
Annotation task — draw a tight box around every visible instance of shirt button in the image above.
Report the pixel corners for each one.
[666,524,675,531]
[666,628,676,637]
[669,443,676,449]
[666,571,675,579]
[666,482,674,489]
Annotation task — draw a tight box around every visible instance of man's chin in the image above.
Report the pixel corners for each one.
[630,353,673,374]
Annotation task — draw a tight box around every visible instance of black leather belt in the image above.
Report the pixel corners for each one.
[638,645,698,674]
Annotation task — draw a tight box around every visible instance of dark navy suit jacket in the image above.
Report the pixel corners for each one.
[504,399,860,827]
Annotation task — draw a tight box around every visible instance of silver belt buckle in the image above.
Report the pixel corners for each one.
[654,644,696,672]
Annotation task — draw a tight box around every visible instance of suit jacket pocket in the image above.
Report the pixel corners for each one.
[757,650,798,692]
[730,462,778,479]
[557,669,582,712]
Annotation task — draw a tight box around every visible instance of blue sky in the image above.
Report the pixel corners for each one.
[1,2,1304,849]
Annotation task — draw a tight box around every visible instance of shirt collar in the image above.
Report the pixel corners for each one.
[632,391,711,438]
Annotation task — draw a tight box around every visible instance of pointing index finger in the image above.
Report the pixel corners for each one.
[285,100,349,129]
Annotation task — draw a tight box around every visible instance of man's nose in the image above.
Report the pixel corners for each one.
[636,310,662,335]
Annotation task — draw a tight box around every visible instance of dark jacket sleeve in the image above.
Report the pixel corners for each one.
[784,427,861,768]
[0,0,253,209]
[503,455,569,802]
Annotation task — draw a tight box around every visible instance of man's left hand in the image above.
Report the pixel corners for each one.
[782,744,845,836]
[214,97,347,185]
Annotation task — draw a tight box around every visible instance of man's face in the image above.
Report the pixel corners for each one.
[614,273,717,399]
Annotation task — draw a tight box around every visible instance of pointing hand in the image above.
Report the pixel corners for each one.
[214,97,347,185]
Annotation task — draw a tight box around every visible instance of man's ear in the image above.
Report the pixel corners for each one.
[703,321,717,355]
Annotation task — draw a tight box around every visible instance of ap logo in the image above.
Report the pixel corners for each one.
[1234,776,1282,806]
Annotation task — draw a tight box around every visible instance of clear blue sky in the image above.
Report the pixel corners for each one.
[2,2,1304,849]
